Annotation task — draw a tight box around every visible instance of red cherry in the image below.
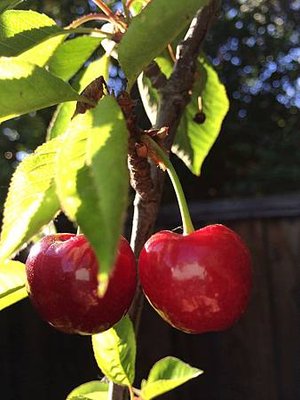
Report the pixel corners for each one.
[25,234,137,335]
[138,224,252,334]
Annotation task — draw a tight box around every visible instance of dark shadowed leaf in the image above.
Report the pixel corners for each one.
[0,0,23,13]
[118,0,210,87]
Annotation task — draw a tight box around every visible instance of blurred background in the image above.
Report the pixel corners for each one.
[0,0,300,399]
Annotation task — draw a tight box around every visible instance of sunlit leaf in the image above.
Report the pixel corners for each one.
[0,10,63,57]
[138,54,229,175]
[16,35,65,67]
[0,138,61,261]
[128,0,149,16]
[92,316,136,386]
[48,36,103,81]
[0,58,83,123]
[55,96,129,289]
[47,54,110,140]
[47,102,76,141]
[173,56,229,175]
[119,0,210,87]
[141,357,203,400]
[66,381,109,400]
[137,72,159,126]
[0,260,27,310]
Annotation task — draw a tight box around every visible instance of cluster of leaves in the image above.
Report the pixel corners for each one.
[67,316,202,400]
[0,0,228,301]
[0,0,228,398]
[2,0,299,211]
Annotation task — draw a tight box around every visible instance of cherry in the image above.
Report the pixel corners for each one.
[25,233,137,335]
[138,224,252,334]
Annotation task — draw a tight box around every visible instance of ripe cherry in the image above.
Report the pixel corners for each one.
[25,234,137,335]
[138,224,252,334]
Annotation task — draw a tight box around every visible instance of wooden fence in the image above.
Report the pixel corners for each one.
[1,194,300,400]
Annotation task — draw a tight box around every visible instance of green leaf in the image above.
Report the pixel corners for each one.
[138,54,229,175]
[0,0,23,14]
[47,103,76,141]
[66,381,109,400]
[136,48,175,124]
[155,51,174,78]
[55,96,129,288]
[0,57,82,123]
[0,260,28,310]
[47,54,110,140]
[48,36,103,81]
[16,35,64,68]
[141,357,203,400]
[92,316,136,386]
[137,72,159,126]
[0,138,61,261]
[128,0,148,16]
[0,10,63,57]
[119,0,211,87]
[173,56,229,175]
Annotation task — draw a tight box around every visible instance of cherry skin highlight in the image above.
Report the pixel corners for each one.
[138,224,252,334]
[25,234,137,335]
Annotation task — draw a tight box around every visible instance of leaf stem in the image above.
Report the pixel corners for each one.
[128,385,135,400]
[141,135,195,235]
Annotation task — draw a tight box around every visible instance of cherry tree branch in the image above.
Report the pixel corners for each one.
[112,1,220,399]
[131,0,221,292]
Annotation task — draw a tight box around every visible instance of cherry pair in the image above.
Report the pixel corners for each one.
[25,224,252,335]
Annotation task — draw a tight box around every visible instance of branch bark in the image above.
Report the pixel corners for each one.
[112,2,220,399]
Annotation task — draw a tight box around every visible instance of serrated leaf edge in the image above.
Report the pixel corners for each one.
[92,326,133,386]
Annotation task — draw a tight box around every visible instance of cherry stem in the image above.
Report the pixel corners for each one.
[91,0,127,31]
[91,0,115,16]
[141,135,195,235]
[68,13,112,28]
[167,43,176,63]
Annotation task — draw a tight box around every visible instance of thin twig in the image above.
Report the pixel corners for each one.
[167,43,176,63]
[91,0,128,31]
[67,13,112,28]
